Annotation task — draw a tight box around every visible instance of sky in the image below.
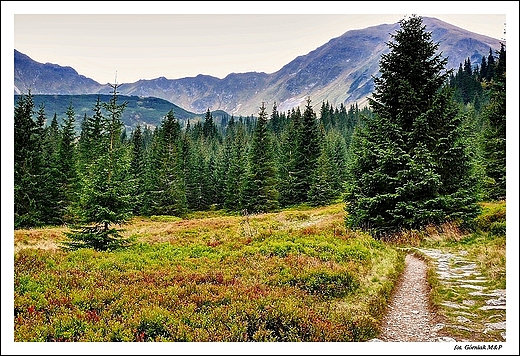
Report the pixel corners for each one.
[4,2,513,84]
[2,2,520,355]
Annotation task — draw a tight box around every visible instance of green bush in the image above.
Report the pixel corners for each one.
[150,215,183,222]
[489,221,506,236]
[474,202,506,233]
[286,269,359,298]
[135,307,173,341]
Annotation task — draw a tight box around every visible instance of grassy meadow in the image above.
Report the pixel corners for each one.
[13,201,505,342]
[14,203,404,342]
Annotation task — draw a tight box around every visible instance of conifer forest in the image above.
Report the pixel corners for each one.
[14,16,506,243]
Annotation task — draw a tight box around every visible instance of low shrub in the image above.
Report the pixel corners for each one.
[282,269,359,298]
[474,201,506,233]
[149,215,183,223]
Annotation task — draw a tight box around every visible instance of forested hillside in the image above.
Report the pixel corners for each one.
[12,94,231,132]
[14,16,505,248]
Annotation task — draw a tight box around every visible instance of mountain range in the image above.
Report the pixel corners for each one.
[14,16,503,120]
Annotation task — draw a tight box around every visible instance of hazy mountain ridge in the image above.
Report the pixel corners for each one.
[14,50,103,95]
[14,17,503,117]
[14,94,231,132]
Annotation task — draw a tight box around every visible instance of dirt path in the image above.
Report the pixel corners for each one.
[379,253,442,342]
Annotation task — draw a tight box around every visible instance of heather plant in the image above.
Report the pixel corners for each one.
[14,203,402,342]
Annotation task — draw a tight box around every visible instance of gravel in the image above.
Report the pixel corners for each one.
[379,254,440,342]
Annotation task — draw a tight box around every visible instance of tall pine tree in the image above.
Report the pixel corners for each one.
[224,119,248,210]
[57,102,78,223]
[294,97,322,204]
[242,102,279,213]
[480,43,506,201]
[62,83,133,251]
[345,15,480,238]
[277,108,302,207]
[145,109,187,216]
[14,92,38,227]
[129,124,146,214]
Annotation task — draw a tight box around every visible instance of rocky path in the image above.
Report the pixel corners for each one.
[378,253,444,341]
[372,249,506,342]
[418,248,506,342]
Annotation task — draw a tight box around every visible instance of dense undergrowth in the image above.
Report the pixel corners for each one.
[14,203,404,342]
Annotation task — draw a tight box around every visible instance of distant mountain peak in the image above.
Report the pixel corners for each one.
[15,17,503,117]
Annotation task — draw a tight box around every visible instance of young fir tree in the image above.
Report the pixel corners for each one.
[241,102,279,213]
[62,83,134,251]
[345,15,480,238]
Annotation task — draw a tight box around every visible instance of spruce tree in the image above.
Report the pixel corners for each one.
[148,109,187,216]
[479,55,488,82]
[324,130,349,195]
[57,103,78,223]
[62,83,133,251]
[345,15,480,238]
[277,108,302,206]
[39,112,63,225]
[14,92,37,227]
[224,120,248,210]
[486,48,496,81]
[129,124,146,214]
[142,127,163,214]
[77,96,103,171]
[480,43,506,201]
[308,147,336,207]
[267,102,282,134]
[33,104,61,225]
[181,132,198,211]
[293,97,321,204]
[203,108,219,141]
[241,102,279,213]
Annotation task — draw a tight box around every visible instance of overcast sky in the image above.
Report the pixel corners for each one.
[5,2,514,84]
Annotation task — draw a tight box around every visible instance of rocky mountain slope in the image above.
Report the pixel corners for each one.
[14,16,503,117]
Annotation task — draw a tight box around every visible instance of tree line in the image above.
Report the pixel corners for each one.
[14,15,505,247]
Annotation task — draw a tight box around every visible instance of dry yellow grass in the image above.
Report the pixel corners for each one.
[14,226,68,253]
